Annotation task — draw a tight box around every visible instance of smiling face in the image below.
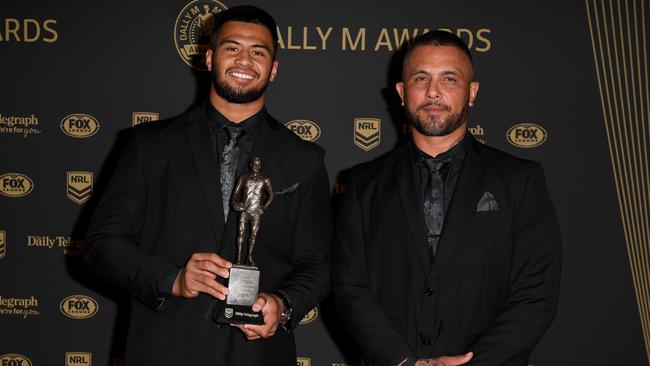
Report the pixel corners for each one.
[396,45,479,138]
[205,21,278,105]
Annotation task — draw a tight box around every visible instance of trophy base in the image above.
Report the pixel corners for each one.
[217,303,264,325]
[215,264,264,325]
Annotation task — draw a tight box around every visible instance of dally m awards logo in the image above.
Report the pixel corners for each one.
[132,112,160,127]
[0,354,32,366]
[285,120,321,142]
[354,118,381,151]
[60,114,100,138]
[174,0,228,70]
[0,230,5,259]
[66,352,92,366]
[0,173,34,198]
[506,123,547,148]
[297,357,311,366]
[67,172,93,204]
[60,295,99,319]
[299,307,319,325]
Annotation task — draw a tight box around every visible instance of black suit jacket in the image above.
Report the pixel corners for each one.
[332,136,561,366]
[83,104,332,365]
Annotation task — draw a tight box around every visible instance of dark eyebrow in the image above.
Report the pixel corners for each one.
[407,70,430,78]
[220,39,272,52]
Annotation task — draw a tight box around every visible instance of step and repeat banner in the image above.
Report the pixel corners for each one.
[2,0,650,365]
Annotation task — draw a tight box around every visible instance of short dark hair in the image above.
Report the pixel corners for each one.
[403,30,473,70]
[210,5,278,57]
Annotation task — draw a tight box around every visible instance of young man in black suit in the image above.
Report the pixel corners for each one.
[333,31,561,366]
[83,5,331,365]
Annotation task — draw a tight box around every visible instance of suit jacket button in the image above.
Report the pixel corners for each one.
[424,288,434,296]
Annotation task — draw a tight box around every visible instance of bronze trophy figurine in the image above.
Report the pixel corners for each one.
[217,157,273,325]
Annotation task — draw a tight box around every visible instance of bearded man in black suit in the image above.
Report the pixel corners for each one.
[333,30,561,366]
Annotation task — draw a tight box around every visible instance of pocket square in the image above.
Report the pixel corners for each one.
[274,182,300,196]
[476,191,499,212]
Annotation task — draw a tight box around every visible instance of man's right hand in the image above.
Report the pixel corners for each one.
[415,352,473,366]
[172,252,232,300]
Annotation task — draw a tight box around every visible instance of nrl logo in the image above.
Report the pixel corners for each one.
[66,352,92,366]
[67,172,93,205]
[224,307,234,318]
[132,112,160,127]
[174,0,228,70]
[354,118,381,151]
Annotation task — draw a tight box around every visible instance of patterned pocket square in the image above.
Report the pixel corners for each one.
[274,182,300,196]
[476,191,499,212]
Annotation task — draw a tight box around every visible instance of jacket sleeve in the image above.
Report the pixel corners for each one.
[469,163,562,365]
[82,129,179,311]
[332,171,415,366]
[275,147,333,330]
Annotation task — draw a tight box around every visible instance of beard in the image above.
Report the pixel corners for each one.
[212,68,270,104]
[406,100,469,137]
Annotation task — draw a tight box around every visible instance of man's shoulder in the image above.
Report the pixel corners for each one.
[131,109,193,138]
[473,139,543,176]
[265,114,325,157]
[349,145,406,181]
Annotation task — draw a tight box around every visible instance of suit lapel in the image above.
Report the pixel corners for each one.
[429,137,487,280]
[395,144,429,276]
[186,106,226,249]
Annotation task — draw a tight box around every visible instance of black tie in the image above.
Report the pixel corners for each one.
[220,125,243,220]
[423,158,449,259]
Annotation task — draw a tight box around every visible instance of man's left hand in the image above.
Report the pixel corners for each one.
[232,292,283,340]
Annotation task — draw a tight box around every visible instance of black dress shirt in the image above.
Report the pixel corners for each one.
[205,101,265,179]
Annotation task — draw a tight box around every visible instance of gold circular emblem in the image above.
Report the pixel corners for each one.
[299,307,319,325]
[0,173,34,198]
[506,123,548,148]
[59,295,99,319]
[174,0,228,70]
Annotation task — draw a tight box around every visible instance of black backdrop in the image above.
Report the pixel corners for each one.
[1,1,649,365]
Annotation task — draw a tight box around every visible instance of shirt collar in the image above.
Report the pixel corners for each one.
[204,101,266,137]
[411,132,468,164]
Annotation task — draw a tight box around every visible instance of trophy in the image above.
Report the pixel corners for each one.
[217,157,274,325]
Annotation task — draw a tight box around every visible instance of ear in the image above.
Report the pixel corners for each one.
[468,81,480,107]
[395,82,405,106]
[205,49,214,71]
[270,60,279,82]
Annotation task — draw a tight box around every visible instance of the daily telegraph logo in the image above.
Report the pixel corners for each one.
[506,123,547,148]
[297,357,311,366]
[0,173,34,198]
[0,230,5,259]
[285,120,321,142]
[60,295,99,319]
[66,352,92,366]
[60,114,100,138]
[468,124,486,144]
[174,0,228,70]
[0,354,32,366]
[299,307,319,325]
[27,235,84,256]
[0,296,41,318]
[67,172,93,204]
[354,118,381,151]
[0,114,41,137]
[132,112,160,127]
